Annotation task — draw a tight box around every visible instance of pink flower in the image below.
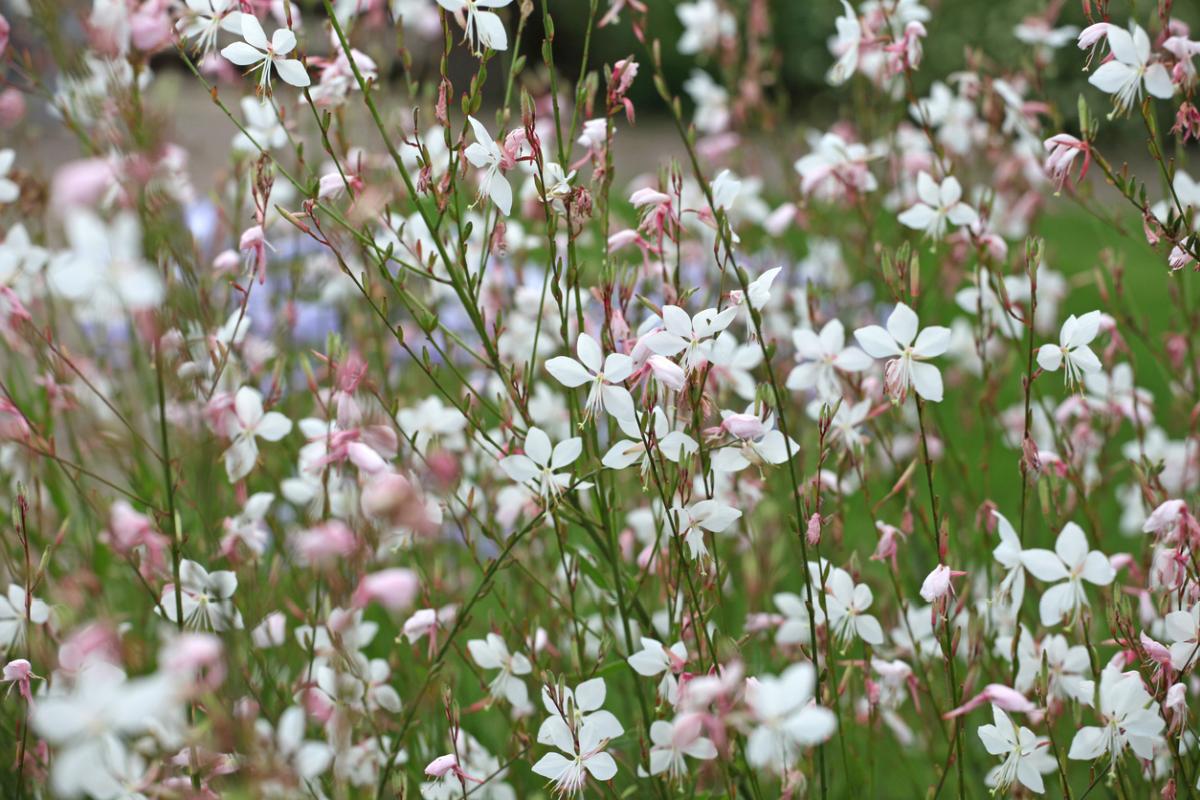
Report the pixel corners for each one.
[352,568,419,611]
[3,658,34,703]
[1043,134,1090,192]
[919,564,965,602]
[944,684,1036,718]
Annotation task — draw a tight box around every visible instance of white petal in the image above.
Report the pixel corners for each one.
[886,303,919,347]
[546,356,592,388]
[853,325,901,358]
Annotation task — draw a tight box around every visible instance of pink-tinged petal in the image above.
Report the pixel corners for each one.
[221,41,264,66]
[545,356,592,388]
[886,303,919,346]
[910,361,944,402]
[853,325,901,358]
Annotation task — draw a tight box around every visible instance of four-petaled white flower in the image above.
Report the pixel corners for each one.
[546,333,635,422]
[1037,310,1102,389]
[1068,666,1164,770]
[647,718,717,779]
[978,705,1055,794]
[627,637,688,704]
[824,567,884,646]
[223,386,293,483]
[160,559,244,631]
[467,632,533,709]
[602,408,698,472]
[745,662,836,774]
[670,499,742,563]
[499,426,589,499]
[1020,522,1115,626]
[1087,23,1175,116]
[437,0,512,54]
[533,678,623,796]
[645,305,739,373]
[854,302,950,403]
[0,585,50,651]
[897,172,978,240]
[221,14,310,92]
[787,318,873,401]
[464,115,513,215]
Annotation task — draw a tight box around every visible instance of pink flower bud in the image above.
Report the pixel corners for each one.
[805,513,821,546]
[721,413,766,439]
[353,568,419,611]
[425,754,458,778]
[919,564,962,603]
[647,354,686,391]
[3,659,31,683]
[0,88,26,128]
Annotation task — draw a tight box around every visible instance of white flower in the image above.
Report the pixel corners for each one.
[602,408,698,472]
[978,706,1054,794]
[499,426,589,499]
[176,0,241,55]
[683,69,730,133]
[32,661,180,800]
[1164,602,1200,671]
[824,567,884,646]
[745,662,836,773]
[1020,522,1115,626]
[0,149,18,204]
[235,95,287,152]
[464,115,513,215]
[467,633,532,709]
[47,210,164,322]
[533,679,623,795]
[854,302,950,402]
[794,132,877,198]
[546,333,635,422]
[825,398,871,453]
[627,638,687,704]
[1068,666,1164,769]
[159,559,244,631]
[437,0,512,54]
[259,706,334,784]
[220,14,310,91]
[1087,23,1174,116]
[0,585,50,651]
[1036,310,1102,388]
[826,1,862,86]
[787,319,872,400]
[397,395,468,455]
[223,386,293,482]
[897,172,978,240]
[676,0,735,55]
[774,591,825,646]
[645,304,739,373]
[670,499,742,563]
[1014,633,1093,704]
[991,510,1026,611]
[709,411,800,472]
[647,718,717,778]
